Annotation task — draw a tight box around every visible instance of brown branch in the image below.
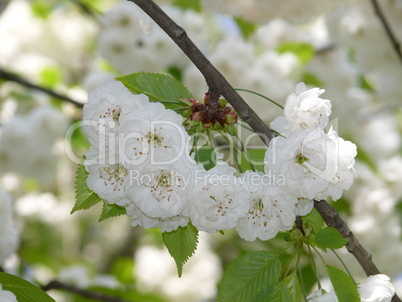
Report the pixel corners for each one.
[41,280,129,302]
[127,0,274,145]
[127,1,401,301]
[315,200,401,302]
[370,0,402,65]
[0,67,84,108]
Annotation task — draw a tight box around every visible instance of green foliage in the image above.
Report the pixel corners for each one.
[195,142,217,170]
[268,282,293,302]
[162,223,199,277]
[327,266,360,302]
[281,272,303,302]
[234,17,258,40]
[116,72,193,111]
[31,0,53,19]
[172,0,201,12]
[301,72,324,87]
[217,251,281,302]
[39,66,63,88]
[330,197,352,216]
[313,227,348,250]
[98,202,127,222]
[72,162,103,214]
[359,75,375,92]
[246,149,266,172]
[166,65,183,81]
[355,145,377,172]
[302,208,325,233]
[0,272,55,302]
[276,42,315,64]
[110,258,135,284]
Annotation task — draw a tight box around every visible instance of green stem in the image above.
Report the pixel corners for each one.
[221,132,243,172]
[308,245,322,289]
[331,249,357,285]
[235,132,256,172]
[235,88,284,110]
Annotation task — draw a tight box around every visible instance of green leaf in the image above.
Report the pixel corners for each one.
[302,208,325,233]
[172,0,201,12]
[72,162,103,214]
[268,282,293,302]
[276,42,315,64]
[246,149,266,172]
[162,223,199,277]
[0,272,55,302]
[31,0,53,19]
[116,72,193,110]
[314,227,348,249]
[301,72,324,87]
[327,266,360,302]
[39,66,63,88]
[217,251,281,302]
[283,272,303,302]
[238,151,254,173]
[234,17,258,40]
[99,202,127,222]
[195,142,217,171]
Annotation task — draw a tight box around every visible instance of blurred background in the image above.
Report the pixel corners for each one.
[0,0,402,301]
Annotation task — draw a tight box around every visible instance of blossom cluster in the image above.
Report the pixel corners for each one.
[0,105,67,182]
[84,80,356,241]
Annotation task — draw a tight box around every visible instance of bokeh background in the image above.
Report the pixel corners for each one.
[0,0,402,301]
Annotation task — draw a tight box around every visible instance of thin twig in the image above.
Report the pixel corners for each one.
[128,1,401,301]
[314,200,401,302]
[0,67,84,108]
[41,280,129,302]
[127,0,274,145]
[370,0,402,65]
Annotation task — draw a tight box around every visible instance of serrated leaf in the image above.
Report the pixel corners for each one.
[314,227,348,249]
[116,72,193,110]
[195,142,216,171]
[268,282,293,302]
[246,149,266,172]
[327,266,360,302]
[162,223,199,277]
[276,42,315,64]
[99,202,127,222]
[72,163,102,214]
[234,17,257,40]
[0,272,55,302]
[217,251,281,302]
[283,272,303,302]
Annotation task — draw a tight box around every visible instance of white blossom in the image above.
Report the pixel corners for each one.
[125,202,189,233]
[83,80,149,142]
[0,284,17,302]
[265,127,356,204]
[271,82,332,136]
[358,274,395,302]
[236,171,296,241]
[189,162,249,233]
[119,101,190,168]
